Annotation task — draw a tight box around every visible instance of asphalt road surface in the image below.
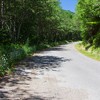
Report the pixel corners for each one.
[0,42,100,100]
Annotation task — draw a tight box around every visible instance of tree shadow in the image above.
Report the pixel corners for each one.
[0,88,53,100]
[23,95,54,100]
[18,55,71,69]
[0,91,8,99]
[44,46,69,52]
[0,55,71,99]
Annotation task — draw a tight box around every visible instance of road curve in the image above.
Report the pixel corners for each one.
[0,42,100,100]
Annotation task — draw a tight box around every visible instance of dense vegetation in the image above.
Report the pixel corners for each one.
[75,0,100,61]
[75,0,100,47]
[0,0,99,76]
[0,0,80,45]
[0,0,80,76]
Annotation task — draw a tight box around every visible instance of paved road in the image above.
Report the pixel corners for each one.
[0,42,100,100]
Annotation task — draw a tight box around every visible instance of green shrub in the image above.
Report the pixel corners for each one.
[0,45,26,76]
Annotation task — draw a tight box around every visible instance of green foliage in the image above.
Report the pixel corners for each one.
[87,21,100,25]
[0,0,80,76]
[93,32,100,47]
[75,0,100,47]
[0,45,26,76]
[0,0,78,45]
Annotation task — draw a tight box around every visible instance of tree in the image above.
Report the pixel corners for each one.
[0,0,78,45]
[75,0,100,46]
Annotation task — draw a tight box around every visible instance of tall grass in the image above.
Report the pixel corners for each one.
[0,43,36,76]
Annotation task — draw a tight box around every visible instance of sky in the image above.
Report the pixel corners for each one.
[60,0,78,12]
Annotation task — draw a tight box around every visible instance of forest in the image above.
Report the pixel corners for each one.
[0,0,100,76]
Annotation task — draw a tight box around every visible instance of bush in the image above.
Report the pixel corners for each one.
[0,45,26,76]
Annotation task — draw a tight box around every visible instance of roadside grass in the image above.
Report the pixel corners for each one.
[75,43,100,61]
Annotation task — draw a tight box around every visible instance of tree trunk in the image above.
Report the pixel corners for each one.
[1,0,4,29]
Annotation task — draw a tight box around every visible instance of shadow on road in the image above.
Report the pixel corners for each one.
[44,46,69,52]
[23,95,54,100]
[19,55,71,70]
[0,55,71,99]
